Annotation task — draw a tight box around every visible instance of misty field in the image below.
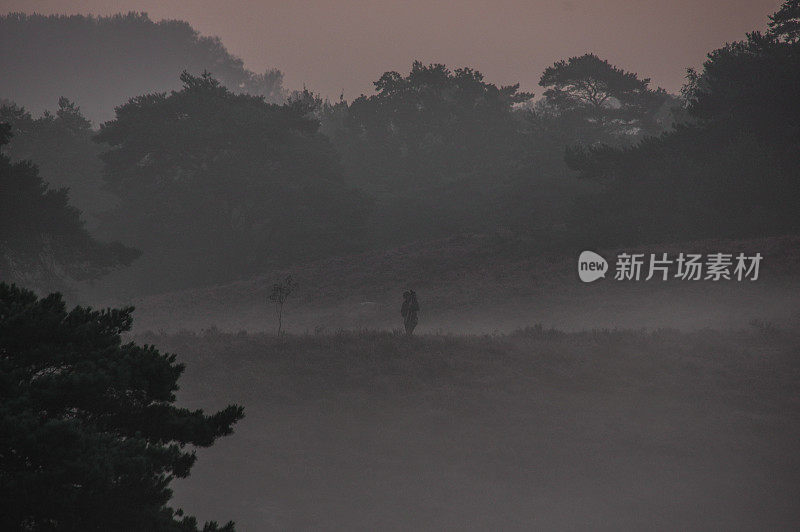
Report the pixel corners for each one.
[3,3,800,530]
[139,326,800,530]
[128,235,800,335]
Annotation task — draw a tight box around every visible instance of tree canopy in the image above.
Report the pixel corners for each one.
[4,4,797,291]
[539,53,669,144]
[320,62,554,246]
[0,98,115,228]
[334,61,534,192]
[565,10,800,246]
[539,53,671,144]
[95,71,370,291]
[769,0,800,41]
[0,123,139,293]
[684,30,800,144]
[0,12,287,123]
[0,282,244,530]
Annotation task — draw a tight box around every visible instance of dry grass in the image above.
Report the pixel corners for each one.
[128,234,800,334]
[137,325,800,530]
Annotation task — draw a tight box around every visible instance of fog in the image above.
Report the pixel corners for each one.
[158,328,800,530]
[1,3,799,530]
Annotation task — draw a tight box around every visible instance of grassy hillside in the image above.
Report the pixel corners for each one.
[128,234,800,333]
[140,326,800,530]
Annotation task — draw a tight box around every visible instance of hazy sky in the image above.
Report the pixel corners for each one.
[2,0,777,99]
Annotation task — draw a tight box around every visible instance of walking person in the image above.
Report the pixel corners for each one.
[401,289,419,335]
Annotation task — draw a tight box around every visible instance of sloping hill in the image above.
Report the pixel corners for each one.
[130,234,800,333]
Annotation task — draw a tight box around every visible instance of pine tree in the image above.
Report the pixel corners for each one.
[0,283,244,530]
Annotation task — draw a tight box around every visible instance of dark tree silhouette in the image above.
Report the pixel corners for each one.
[539,53,671,144]
[0,98,115,228]
[269,275,297,334]
[337,61,534,192]
[769,0,800,41]
[0,123,139,293]
[322,61,544,245]
[0,283,244,530]
[95,71,369,292]
[564,7,800,246]
[0,12,287,123]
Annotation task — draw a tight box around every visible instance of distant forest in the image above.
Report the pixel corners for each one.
[0,12,287,123]
[1,4,799,295]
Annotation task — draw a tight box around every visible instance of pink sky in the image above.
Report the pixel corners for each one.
[2,0,778,99]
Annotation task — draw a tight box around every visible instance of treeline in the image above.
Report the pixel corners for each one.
[0,12,287,123]
[321,56,675,247]
[566,5,800,247]
[1,2,798,295]
[0,123,139,293]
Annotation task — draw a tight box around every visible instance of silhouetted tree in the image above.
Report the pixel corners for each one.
[95,71,369,291]
[269,275,297,334]
[564,6,800,246]
[0,12,287,122]
[0,98,115,228]
[769,0,800,41]
[337,61,534,192]
[539,53,671,144]
[322,62,544,245]
[684,30,800,145]
[0,282,244,530]
[0,123,139,293]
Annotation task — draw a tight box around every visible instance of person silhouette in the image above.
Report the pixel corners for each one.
[401,290,419,335]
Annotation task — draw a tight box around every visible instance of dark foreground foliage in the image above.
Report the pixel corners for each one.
[0,283,244,531]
